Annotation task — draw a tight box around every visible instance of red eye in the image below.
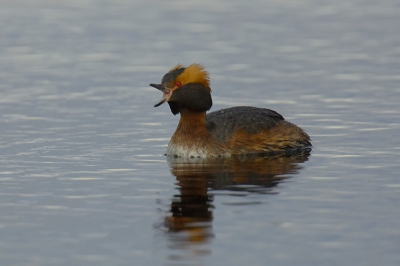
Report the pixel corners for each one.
[176,81,182,87]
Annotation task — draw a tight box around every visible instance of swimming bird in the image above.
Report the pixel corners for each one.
[150,64,311,158]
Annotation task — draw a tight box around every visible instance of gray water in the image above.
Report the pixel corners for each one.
[1,1,400,265]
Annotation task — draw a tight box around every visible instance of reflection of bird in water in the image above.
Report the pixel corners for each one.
[150,64,312,158]
[163,151,310,247]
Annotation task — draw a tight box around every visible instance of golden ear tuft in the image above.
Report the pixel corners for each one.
[177,63,211,90]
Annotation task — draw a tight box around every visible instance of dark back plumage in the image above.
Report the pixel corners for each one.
[206,106,284,142]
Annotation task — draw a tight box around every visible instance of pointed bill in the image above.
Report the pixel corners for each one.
[150,83,169,107]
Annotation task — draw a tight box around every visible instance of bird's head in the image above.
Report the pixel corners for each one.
[150,64,212,115]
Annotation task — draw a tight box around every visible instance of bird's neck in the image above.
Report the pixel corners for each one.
[176,108,207,132]
[168,108,214,157]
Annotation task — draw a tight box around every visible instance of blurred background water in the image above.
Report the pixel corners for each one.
[1,0,399,265]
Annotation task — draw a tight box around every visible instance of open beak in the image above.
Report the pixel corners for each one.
[150,83,169,107]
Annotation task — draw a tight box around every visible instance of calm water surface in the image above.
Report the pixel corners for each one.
[1,1,400,265]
